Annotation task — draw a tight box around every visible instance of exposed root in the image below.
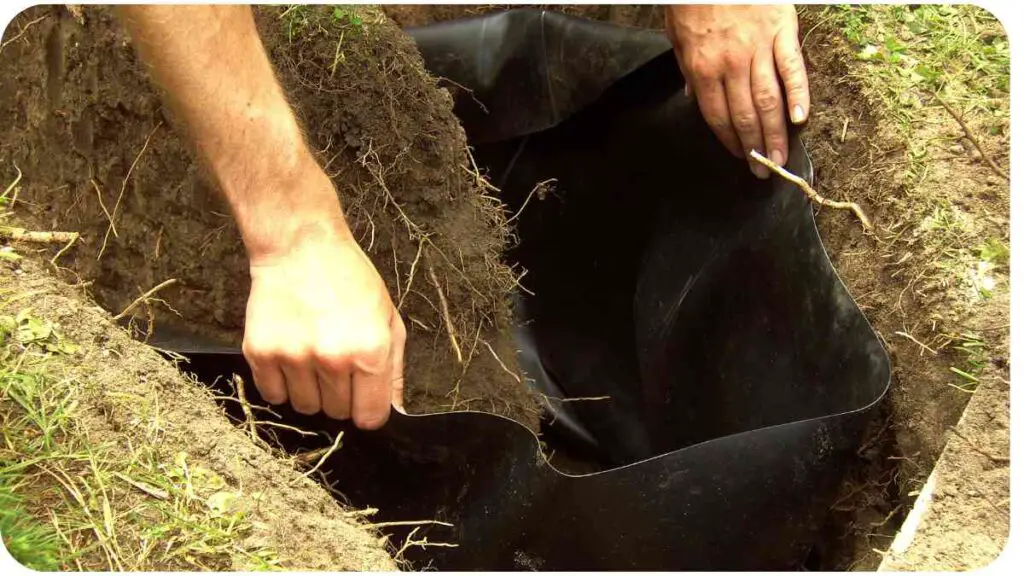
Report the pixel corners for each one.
[231,374,262,446]
[894,330,938,356]
[365,519,454,530]
[0,227,79,243]
[427,260,462,365]
[931,93,1009,181]
[98,122,162,261]
[749,150,873,233]
[395,526,458,559]
[293,430,344,485]
[91,178,117,238]
[480,338,521,384]
[509,178,556,223]
[112,278,177,321]
[398,236,426,310]
[0,14,49,55]
[2,161,22,205]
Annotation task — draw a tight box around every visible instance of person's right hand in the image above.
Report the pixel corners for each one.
[241,215,406,430]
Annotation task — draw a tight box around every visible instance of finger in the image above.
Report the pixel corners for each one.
[694,78,743,158]
[351,338,392,430]
[725,68,768,178]
[281,361,321,415]
[243,343,288,405]
[317,365,352,421]
[751,49,789,168]
[774,25,810,125]
[390,312,407,413]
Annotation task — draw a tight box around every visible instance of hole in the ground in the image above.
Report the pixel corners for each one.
[150,10,903,571]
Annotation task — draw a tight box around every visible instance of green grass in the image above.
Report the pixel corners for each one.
[943,333,987,394]
[0,469,64,570]
[826,4,1009,118]
[0,306,280,571]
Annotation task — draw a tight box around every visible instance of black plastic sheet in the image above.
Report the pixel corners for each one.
[157,9,890,570]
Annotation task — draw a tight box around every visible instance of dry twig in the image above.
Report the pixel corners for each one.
[931,93,1009,181]
[750,150,873,232]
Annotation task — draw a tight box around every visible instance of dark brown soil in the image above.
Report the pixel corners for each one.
[0,5,540,430]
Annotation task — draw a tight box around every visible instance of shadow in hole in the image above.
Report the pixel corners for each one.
[155,10,891,571]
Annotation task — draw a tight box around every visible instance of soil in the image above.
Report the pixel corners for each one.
[0,5,540,431]
[1,4,1009,572]
[380,4,1011,571]
[0,257,395,570]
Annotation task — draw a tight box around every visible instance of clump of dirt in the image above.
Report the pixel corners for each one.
[0,5,540,430]
[1,257,395,570]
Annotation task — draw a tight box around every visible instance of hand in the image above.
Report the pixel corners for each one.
[666,5,809,178]
[242,218,406,430]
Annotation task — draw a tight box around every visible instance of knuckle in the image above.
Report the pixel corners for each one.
[733,113,759,134]
[753,89,780,113]
[779,54,806,78]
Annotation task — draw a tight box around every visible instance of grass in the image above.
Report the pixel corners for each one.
[0,305,281,571]
[0,467,64,570]
[816,5,1010,312]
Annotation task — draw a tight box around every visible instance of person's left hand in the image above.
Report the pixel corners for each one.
[666,5,809,178]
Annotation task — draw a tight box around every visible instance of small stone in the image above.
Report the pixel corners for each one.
[970,149,983,161]
[949,143,965,154]
[987,175,1001,186]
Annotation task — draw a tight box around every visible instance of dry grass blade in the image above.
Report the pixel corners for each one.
[749,150,873,232]
[112,472,169,500]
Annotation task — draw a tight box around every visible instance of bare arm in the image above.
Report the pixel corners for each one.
[117,5,405,428]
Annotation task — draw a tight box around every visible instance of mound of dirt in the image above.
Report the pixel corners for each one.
[1,257,395,570]
[0,5,539,430]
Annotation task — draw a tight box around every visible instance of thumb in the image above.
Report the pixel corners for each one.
[390,310,407,413]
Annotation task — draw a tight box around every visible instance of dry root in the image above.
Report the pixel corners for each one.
[0,227,79,243]
[750,150,873,233]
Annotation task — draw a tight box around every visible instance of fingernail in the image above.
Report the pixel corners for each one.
[792,105,806,124]
[771,149,785,166]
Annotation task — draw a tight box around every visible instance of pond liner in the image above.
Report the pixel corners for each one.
[152,9,891,570]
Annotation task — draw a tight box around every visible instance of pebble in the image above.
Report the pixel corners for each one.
[970,149,983,161]
[987,175,1002,186]
[949,143,965,154]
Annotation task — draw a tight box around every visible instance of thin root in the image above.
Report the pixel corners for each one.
[749,150,873,233]
[427,260,462,364]
[98,122,162,261]
[112,278,177,322]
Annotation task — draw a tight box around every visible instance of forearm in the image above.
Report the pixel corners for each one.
[117,5,349,260]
